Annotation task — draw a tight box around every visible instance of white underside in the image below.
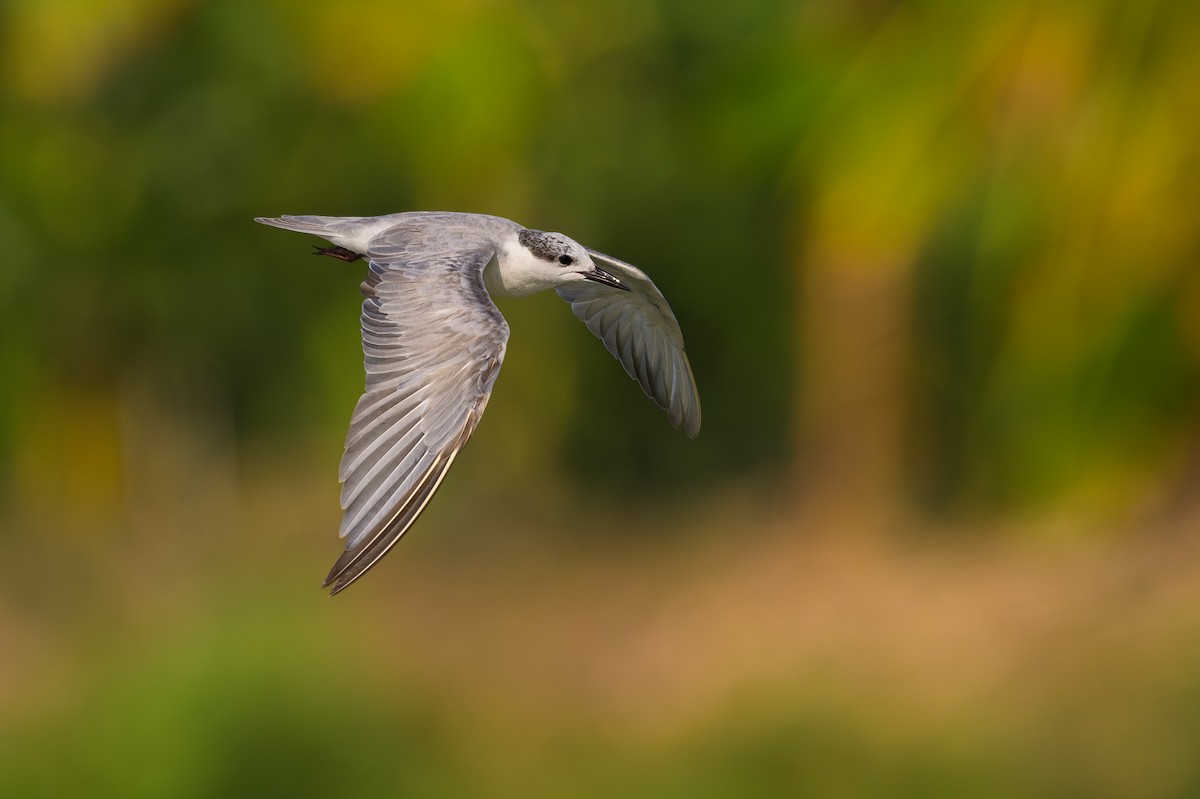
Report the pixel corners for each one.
[483,233,573,297]
[331,217,406,253]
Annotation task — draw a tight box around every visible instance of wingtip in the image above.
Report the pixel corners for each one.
[686,400,701,438]
[323,571,354,597]
[677,410,701,439]
[322,550,357,595]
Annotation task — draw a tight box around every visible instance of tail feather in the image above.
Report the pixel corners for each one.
[255,214,394,254]
[254,214,356,235]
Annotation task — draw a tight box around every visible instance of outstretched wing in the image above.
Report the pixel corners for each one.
[556,250,701,438]
[327,238,508,594]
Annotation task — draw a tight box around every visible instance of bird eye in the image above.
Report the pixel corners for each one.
[558,255,574,265]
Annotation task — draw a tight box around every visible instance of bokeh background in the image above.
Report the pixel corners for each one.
[3,0,1200,796]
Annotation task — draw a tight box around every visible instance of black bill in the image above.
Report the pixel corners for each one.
[582,267,631,292]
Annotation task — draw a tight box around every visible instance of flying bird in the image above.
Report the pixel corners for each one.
[255,212,701,594]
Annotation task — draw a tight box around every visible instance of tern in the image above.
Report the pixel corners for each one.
[255,211,701,594]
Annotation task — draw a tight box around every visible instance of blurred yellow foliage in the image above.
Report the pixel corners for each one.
[14,386,124,530]
[2,0,182,104]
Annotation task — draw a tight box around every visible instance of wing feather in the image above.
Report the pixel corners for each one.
[556,250,701,438]
[324,238,508,594]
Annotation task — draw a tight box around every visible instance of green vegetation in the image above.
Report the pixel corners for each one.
[3,0,1199,796]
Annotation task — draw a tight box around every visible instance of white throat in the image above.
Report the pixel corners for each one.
[483,233,567,297]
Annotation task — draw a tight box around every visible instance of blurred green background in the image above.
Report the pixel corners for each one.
[3,0,1200,796]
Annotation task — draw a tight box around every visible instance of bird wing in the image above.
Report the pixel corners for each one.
[556,249,701,438]
[326,237,508,594]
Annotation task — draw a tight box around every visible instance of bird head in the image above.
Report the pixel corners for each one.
[516,229,630,292]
